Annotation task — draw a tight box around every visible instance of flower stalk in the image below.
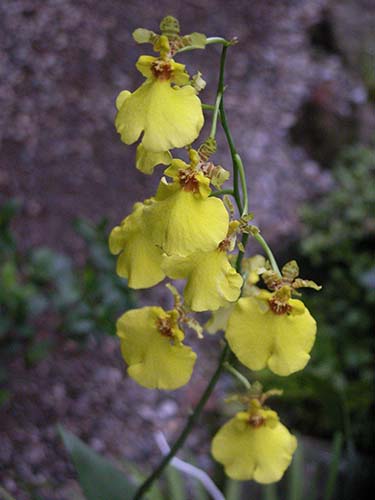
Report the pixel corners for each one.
[133,42,247,500]
[111,17,319,496]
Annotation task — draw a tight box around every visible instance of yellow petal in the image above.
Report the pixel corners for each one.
[115,80,204,152]
[143,185,229,256]
[115,90,131,111]
[109,202,165,289]
[163,250,243,312]
[169,60,191,86]
[225,296,316,376]
[212,414,297,483]
[135,55,157,78]
[163,159,189,180]
[117,307,196,390]
[136,143,172,175]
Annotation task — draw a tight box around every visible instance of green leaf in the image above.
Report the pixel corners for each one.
[59,426,138,500]
[287,438,304,500]
[324,432,343,500]
[26,339,54,365]
[225,479,242,500]
[165,466,187,500]
[263,483,278,500]
[0,389,10,407]
[0,485,17,500]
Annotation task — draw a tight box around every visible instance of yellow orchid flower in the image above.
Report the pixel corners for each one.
[109,200,165,289]
[115,55,204,152]
[212,399,297,483]
[225,292,316,376]
[143,162,229,256]
[162,247,243,312]
[117,306,196,390]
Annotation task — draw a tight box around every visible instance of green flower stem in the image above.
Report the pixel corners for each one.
[206,36,232,46]
[209,42,228,140]
[210,189,235,197]
[132,344,230,499]
[219,99,243,214]
[224,362,251,390]
[234,153,248,216]
[252,232,281,276]
[215,45,245,218]
[209,92,223,139]
[177,37,231,54]
[202,103,215,111]
[236,233,249,273]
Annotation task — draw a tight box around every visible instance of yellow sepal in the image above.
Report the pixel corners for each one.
[109,201,165,289]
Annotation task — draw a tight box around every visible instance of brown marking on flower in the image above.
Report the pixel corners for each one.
[156,316,173,337]
[218,238,231,252]
[249,414,265,428]
[268,298,292,315]
[151,60,173,81]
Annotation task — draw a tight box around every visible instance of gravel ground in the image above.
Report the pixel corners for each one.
[1,336,227,499]
[0,0,373,498]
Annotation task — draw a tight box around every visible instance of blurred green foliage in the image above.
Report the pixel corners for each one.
[299,145,374,450]
[254,145,374,497]
[0,197,134,380]
[60,425,343,500]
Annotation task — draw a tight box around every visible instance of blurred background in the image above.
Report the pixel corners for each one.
[0,0,374,499]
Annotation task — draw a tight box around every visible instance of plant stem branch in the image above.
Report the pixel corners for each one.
[132,344,230,499]
[202,103,215,111]
[206,37,232,46]
[210,189,235,197]
[209,92,223,139]
[224,362,251,390]
[236,233,249,273]
[234,153,248,216]
[252,232,281,276]
[219,100,243,214]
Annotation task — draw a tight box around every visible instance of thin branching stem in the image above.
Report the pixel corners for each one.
[224,362,251,390]
[252,232,281,276]
[210,189,235,197]
[219,99,243,213]
[210,92,223,139]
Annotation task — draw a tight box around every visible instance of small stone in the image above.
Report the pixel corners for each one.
[156,400,178,419]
